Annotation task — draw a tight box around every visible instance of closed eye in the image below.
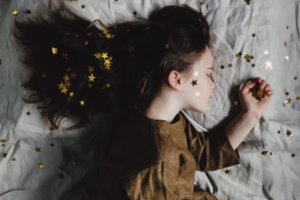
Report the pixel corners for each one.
[206,74,210,78]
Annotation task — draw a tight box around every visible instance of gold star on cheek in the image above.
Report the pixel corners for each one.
[284,41,287,47]
[42,73,46,78]
[52,47,58,55]
[80,100,85,105]
[34,147,41,153]
[234,101,238,105]
[12,9,18,16]
[88,74,96,82]
[94,52,102,59]
[12,158,16,161]
[190,79,198,87]
[39,162,44,169]
[261,151,268,156]
[2,152,8,158]
[26,111,31,116]
[286,130,292,137]
[165,44,169,48]
[224,169,230,175]
[69,92,74,97]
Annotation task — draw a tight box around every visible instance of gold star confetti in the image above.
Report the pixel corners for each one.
[72,161,76,164]
[190,79,198,87]
[69,92,74,97]
[277,130,281,134]
[88,66,94,73]
[286,25,289,29]
[67,68,71,72]
[49,132,53,136]
[94,52,102,59]
[1,144,5,147]
[269,152,273,156]
[165,44,169,48]
[235,53,240,58]
[34,147,41,152]
[297,97,300,100]
[81,4,85,9]
[104,59,111,65]
[285,98,291,104]
[61,87,68,94]
[80,100,85,105]
[85,41,88,45]
[286,130,292,137]
[65,81,72,88]
[285,55,289,60]
[63,74,70,82]
[42,73,46,78]
[284,41,287,47]
[52,47,58,55]
[234,101,238,105]
[106,83,111,88]
[12,9,18,16]
[261,151,268,156]
[105,34,112,39]
[252,33,256,37]
[58,82,65,90]
[102,53,108,59]
[200,1,204,5]
[294,77,297,80]
[88,74,95,82]
[1,139,7,143]
[88,83,92,88]
[39,162,44,168]
[70,72,77,79]
[228,64,232,68]
[128,45,134,53]
[2,152,8,158]
[224,169,230,175]
[26,111,31,116]
[12,158,16,161]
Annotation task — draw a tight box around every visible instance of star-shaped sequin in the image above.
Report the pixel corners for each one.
[190,79,198,87]
[34,147,41,152]
[224,169,230,175]
[25,9,31,15]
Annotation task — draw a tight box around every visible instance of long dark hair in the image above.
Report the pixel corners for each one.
[11,0,211,131]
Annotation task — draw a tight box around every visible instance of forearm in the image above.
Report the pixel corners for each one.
[225,111,259,150]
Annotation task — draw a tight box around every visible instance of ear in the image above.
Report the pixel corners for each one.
[168,70,182,91]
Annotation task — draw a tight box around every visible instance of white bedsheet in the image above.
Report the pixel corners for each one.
[0,0,299,199]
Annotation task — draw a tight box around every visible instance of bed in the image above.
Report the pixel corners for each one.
[0,0,299,199]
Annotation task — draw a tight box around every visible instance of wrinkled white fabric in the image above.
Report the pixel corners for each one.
[0,0,299,199]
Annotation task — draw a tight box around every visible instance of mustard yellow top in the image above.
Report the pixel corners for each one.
[92,106,240,200]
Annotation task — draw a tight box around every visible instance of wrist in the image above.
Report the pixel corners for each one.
[240,111,260,122]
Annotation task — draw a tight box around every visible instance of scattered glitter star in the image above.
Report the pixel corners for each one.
[252,33,256,37]
[264,50,269,55]
[195,92,200,96]
[26,111,31,116]
[193,71,198,76]
[285,55,289,60]
[284,41,287,47]
[224,169,230,175]
[12,9,18,16]
[80,100,85,105]
[286,130,292,137]
[81,4,85,9]
[190,80,198,87]
[262,151,268,156]
[34,147,41,152]
[25,9,31,15]
[2,152,8,158]
[39,162,44,168]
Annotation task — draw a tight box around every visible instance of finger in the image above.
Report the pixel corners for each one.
[259,80,267,90]
[241,81,256,95]
[254,77,262,83]
[263,84,271,91]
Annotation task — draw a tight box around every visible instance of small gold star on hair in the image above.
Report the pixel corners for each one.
[12,9,18,16]
[52,47,58,55]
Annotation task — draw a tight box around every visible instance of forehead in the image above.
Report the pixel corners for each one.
[194,46,213,70]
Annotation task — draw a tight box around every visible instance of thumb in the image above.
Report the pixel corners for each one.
[240,81,256,95]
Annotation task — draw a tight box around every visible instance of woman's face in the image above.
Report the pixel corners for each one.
[181,46,215,113]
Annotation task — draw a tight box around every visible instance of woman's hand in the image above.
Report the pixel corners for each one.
[238,77,273,120]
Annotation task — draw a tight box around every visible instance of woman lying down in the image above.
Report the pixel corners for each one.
[12,1,273,199]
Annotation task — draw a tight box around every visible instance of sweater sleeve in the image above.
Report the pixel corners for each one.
[123,162,190,200]
[186,122,241,171]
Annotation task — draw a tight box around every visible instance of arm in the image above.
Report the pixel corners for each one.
[225,111,259,150]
